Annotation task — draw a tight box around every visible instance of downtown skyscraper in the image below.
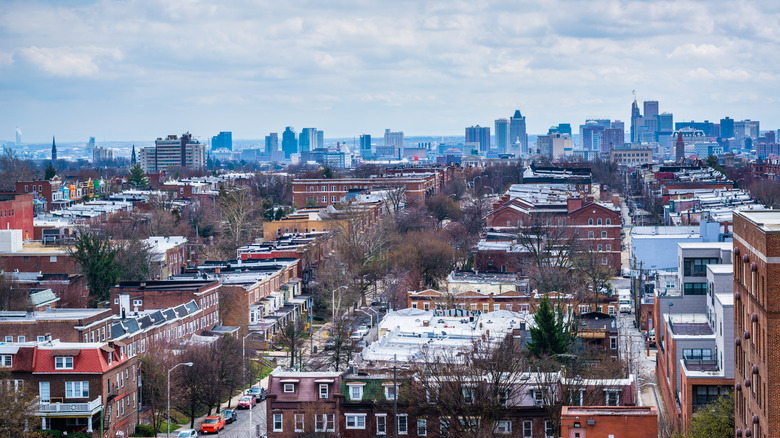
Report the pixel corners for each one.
[466,125,490,153]
[509,110,527,152]
[495,118,509,154]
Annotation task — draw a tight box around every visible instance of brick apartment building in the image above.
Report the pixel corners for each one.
[560,406,658,438]
[110,280,220,326]
[0,308,114,344]
[5,339,139,437]
[733,210,780,438]
[291,173,442,207]
[0,193,34,239]
[485,193,622,271]
[143,236,188,279]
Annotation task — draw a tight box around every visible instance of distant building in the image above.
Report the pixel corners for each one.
[509,109,528,152]
[603,127,625,152]
[495,118,509,154]
[51,136,57,161]
[92,146,114,164]
[734,119,760,141]
[630,99,642,143]
[610,147,652,166]
[466,125,491,153]
[536,132,572,158]
[384,129,404,159]
[720,117,735,139]
[139,133,206,173]
[644,100,659,119]
[675,131,685,162]
[87,136,95,150]
[265,133,278,153]
[299,128,318,153]
[15,126,21,145]
[282,127,297,158]
[561,406,658,438]
[211,131,232,151]
[359,134,372,157]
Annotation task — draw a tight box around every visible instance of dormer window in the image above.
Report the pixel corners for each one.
[283,383,295,393]
[55,356,74,369]
[0,355,12,367]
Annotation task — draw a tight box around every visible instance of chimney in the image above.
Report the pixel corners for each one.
[567,197,583,213]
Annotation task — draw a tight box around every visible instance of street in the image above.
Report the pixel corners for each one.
[211,401,267,438]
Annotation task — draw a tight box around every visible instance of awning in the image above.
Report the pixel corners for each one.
[279,379,300,384]
[0,345,20,355]
[314,379,335,384]
[100,345,114,353]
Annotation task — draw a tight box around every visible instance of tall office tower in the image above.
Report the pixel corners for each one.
[735,120,760,140]
[299,128,317,153]
[731,210,780,438]
[384,129,404,159]
[495,118,509,153]
[211,131,232,151]
[675,131,685,162]
[602,128,624,153]
[466,125,491,153]
[630,99,642,143]
[611,120,625,131]
[657,113,674,132]
[316,130,324,149]
[509,110,527,150]
[557,123,572,136]
[265,133,279,153]
[282,127,297,158]
[643,101,659,119]
[359,134,372,157]
[580,121,605,151]
[15,127,21,145]
[51,136,57,161]
[765,131,775,144]
[87,136,95,150]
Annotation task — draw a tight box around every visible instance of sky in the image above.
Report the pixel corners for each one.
[1,0,779,143]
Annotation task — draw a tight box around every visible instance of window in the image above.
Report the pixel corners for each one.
[588,231,594,239]
[683,348,712,360]
[610,337,618,349]
[523,420,533,437]
[55,356,74,369]
[495,420,512,434]
[4,336,11,342]
[283,383,295,393]
[312,414,336,432]
[494,304,501,311]
[608,305,615,316]
[331,196,337,202]
[693,385,730,409]
[606,218,611,225]
[605,390,620,406]
[597,244,602,251]
[417,418,427,436]
[345,414,366,429]
[602,257,608,265]
[601,231,607,238]
[65,381,89,398]
[376,414,387,435]
[684,283,707,295]
[0,355,11,367]
[597,218,602,225]
[558,219,563,226]
[532,390,544,406]
[606,244,611,251]
[132,299,142,307]
[384,385,396,400]
[349,384,364,400]
[319,384,329,399]
[37,336,45,342]
[273,413,283,432]
[578,305,590,314]
[294,414,304,432]
[321,196,326,202]
[462,386,474,403]
[398,414,408,435]
[545,420,554,437]
[588,219,593,225]
[683,258,719,276]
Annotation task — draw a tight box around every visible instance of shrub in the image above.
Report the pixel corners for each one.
[40,431,63,438]
[134,424,157,437]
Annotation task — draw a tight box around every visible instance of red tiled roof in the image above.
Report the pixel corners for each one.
[31,345,126,374]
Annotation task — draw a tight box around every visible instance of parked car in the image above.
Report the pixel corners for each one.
[222,409,238,424]
[324,339,337,350]
[247,386,267,402]
[238,395,256,409]
[200,414,226,434]
[177,430,199,438]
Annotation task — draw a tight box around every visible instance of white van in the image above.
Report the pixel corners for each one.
[618,289,632,313]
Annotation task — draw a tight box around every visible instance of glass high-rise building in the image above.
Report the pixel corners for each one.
[466,125,491,153]
[265,133,278,153]
[359,134,372,156]
[282,127,297,158]
[495,118,509,154]
[509,110,527,151]
[211,131,232,151]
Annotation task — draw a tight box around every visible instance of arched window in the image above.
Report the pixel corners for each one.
[606,218,611,225]
[588,218,593,225]
[597,218,602,225]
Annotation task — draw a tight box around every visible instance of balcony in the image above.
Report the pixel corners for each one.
[36,396,102,417]
[683,358,719,373]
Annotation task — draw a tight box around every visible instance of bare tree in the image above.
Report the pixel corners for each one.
[218,187,263,251]
[516,215,580,294]
[0,148,35,191]
[409,336,531,438]
[139,340,175,433]
[276,317,307,370]
[0,273,30,311]
[574,248,615,310]
[326,316,354,371]
[383,185,407,216]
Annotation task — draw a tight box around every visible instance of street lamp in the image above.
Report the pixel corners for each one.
[167,362,193,437]
[242,332,255,396]
[332,285,348,321]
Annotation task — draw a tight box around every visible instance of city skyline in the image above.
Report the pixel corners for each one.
[1,0,778,143]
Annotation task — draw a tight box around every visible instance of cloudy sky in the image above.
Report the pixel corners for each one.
[1,0,778,143]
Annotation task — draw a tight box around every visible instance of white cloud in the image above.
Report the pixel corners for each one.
[15,46,122,77]
[667,43,723,58]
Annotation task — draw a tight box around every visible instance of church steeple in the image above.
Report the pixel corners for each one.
[131,144,136,165]
[51,136,57,161]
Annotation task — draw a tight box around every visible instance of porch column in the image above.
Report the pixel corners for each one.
[87,416,94,433]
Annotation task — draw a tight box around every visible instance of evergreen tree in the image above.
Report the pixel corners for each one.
[678,391,734,438]
[44,162,56,180]
[131,144,137,165]
[69,231,120,307]
[528,294,573,358]
[128,163,148,188]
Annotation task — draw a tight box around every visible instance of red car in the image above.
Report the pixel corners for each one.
[200,414,226,434]
[237,395,256,409]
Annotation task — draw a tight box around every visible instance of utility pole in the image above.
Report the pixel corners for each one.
[393,354,398,438]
